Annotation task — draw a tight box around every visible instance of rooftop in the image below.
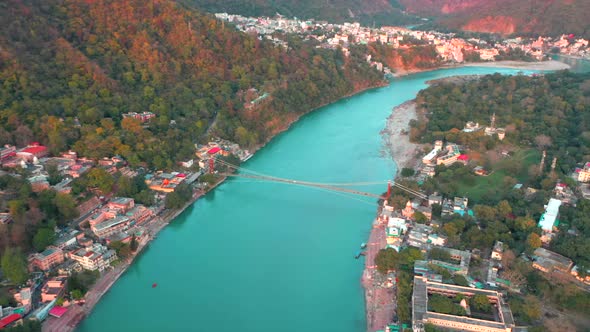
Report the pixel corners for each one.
[533,247,573,271]
[93,216,129,232]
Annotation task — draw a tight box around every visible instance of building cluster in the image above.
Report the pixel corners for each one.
[372,182,590,331]
[214,13,590,68]
[378,206,522,332]
[195,138,252,173]
[122,111,156,123]
[418,140,468,178]
[85,197,154,239]
[0,133,254,326]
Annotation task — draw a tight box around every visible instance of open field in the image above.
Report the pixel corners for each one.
[455,149,541,202]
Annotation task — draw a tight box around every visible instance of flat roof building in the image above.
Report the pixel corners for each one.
[412,276,515,332]
[538,198,561,232]
[28,247,64,272]
[532,247,573,273]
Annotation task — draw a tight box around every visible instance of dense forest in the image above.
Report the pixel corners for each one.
[412,71,590,174]
[0,0,384,170]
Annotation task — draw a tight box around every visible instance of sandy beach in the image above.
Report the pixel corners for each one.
[461,60,570,71]
[381,101,421,172]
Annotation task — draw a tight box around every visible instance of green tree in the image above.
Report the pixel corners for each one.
[54,193,79,223]
[71,289,83,300]
[526,233,542,253]
[375,248,399,274]
[452,274,469,287]
[401,167,415,177]
[471,294,492,312]
[85,168,115,194]
[32,228,55,252]
[1,248,28,284]
[130,235,139,252]
[414,211,428,224]
[46,163,63,185]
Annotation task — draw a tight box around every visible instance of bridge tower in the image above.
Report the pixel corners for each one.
[209,158,215,174]
[387,181,392,199]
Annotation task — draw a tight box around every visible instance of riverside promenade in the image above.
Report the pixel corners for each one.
[362,213,396,332]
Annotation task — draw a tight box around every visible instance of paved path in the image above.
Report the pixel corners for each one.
[362,217,397,332]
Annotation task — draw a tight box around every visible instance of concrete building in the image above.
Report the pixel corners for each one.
[538,198,561,232]
[491,241,504,261]
[532,247,573,273]
[429,247,471,275]
[575,162,590,182]
[91,216,130,239]
[408,224,433,250]
[69,243,117,272]
[41,276,67,303]
[412,276,515,332]
[28,247,64,272]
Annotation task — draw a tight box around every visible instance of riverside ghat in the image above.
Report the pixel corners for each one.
[78,66,542,332]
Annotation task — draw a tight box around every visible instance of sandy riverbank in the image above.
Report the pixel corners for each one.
[461,60,570,71]
[381,101,421,172]
[392,59,571,77]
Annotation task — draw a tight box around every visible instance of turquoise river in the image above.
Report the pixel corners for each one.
[79,67,537,332]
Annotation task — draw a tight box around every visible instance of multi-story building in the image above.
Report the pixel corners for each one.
[69,244,117,272]
[575,162,590,182]
[28,247,64,272]
[412,276,515,332]
[41,276,68,303]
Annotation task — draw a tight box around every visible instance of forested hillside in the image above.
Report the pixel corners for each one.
[0,0,383,169]
[412,71,590,174]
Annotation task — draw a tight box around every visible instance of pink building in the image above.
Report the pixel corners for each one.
[41,276,68,303]
[28,246,64,272]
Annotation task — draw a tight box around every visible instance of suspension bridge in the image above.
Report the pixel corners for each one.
[212,158,427,201]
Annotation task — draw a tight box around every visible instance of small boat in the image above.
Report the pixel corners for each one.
[360,242,367,249]
[152,283,158,288]
[355,251,367,259]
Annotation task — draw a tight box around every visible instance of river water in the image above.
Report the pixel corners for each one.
[78,67,535,332]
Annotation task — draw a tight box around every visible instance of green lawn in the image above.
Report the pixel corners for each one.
[456,149,540,202]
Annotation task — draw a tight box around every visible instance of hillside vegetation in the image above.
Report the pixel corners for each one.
[413,71,590,175]
[0,0,383,169]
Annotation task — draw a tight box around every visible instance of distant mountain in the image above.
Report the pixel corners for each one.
[398,0,590,37]
[185,0,421,26]
[190,0,590,38]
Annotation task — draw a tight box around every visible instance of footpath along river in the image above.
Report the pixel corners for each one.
[78,66,536,332]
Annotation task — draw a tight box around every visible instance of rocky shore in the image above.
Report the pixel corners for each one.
[381,100,421,172]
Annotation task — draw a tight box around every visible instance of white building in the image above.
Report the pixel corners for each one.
[538,198,562,232]
[69,244,117,272]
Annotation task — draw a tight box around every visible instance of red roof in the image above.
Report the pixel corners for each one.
[21,145,47,155]
[207,147,221,155]
[458,154,469,161]
[49,306,68,318]
[0,314,21,328]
